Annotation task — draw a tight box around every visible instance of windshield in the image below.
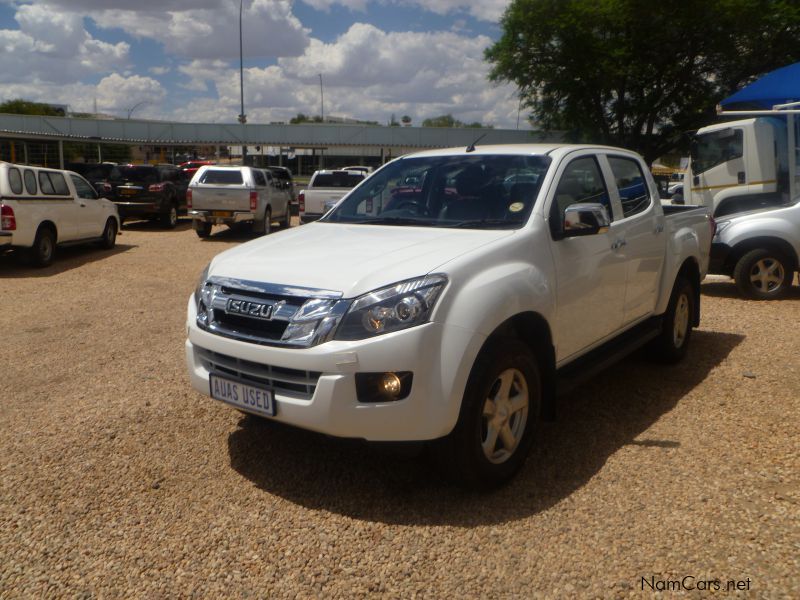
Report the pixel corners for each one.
[691,128,743,174]
[322,154,551,229]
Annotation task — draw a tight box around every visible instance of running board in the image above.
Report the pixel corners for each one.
[556,317,663,396]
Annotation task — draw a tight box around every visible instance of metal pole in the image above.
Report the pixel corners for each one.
[58,140,64,169]
[319,73,324,122]
[239,0,247,164]
[788,113,797,201]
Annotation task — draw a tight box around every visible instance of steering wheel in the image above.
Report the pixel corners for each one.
[392,199,428,215]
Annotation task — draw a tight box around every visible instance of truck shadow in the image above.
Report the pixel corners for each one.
[227,329,743,526]
[0,244,135,278]
[121,218,192,232]
[701,279,800,300]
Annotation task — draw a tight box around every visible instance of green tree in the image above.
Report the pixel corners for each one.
[0,99,66,116]
[421,114,492,128]
[486,0,800,163]
[289,113,323,124]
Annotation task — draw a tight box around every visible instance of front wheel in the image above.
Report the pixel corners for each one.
[280,206,291,229]
[437,339,540,489]
[733,248,793,299]
[261,207,272,236]
[649,276,695,363]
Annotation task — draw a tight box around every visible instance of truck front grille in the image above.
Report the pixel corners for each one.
[196,346,321,400]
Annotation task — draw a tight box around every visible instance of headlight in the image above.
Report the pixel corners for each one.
[335,275,447,341]
[194,263,211,323]
[714,220,731,240]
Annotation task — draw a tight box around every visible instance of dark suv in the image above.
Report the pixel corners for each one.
[265,166,297,213]
[65,162,116,196]
[109,164,188,228]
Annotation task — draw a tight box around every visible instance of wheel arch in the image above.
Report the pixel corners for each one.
[479,311,557,421]
[37,220,58,243]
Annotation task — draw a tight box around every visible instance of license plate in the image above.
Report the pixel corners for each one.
[119,188,137,196]
[209,374,276,417]
[212,210,232,217]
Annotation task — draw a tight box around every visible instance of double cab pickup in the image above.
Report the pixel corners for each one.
[186,144,713,486]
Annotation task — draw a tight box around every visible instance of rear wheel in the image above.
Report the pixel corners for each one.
[28,226,56,267]
[649,276,695,363]
[100,218,117,249]
[194,221,212,238]
[281,206,291,229]
[261,207,272,235]
[160,202,178,229]
[437,339,540,489]
[733,248,793,299]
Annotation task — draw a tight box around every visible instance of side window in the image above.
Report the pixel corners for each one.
[253,169,266,187]
[38,172,55,194]
[551,156,611,232]
[8,168,23,194]
[23,169,37,194]
[49,172,70,195]
[608,156,651,218]
[70,174,98,200]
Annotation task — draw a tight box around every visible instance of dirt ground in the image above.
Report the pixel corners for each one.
[1,220,798,598]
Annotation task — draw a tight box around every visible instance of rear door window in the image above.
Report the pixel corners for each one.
[253,169,266,186]
[70,174,98,200]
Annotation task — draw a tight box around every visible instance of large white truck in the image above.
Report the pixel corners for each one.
[186,144,712,487]
[684,102,800,217]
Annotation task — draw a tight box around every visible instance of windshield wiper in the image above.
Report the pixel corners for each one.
[446,219,522,229]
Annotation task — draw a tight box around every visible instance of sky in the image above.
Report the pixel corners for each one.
[0,0,529,129]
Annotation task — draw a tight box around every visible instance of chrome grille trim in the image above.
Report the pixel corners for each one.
[196,346,320,400]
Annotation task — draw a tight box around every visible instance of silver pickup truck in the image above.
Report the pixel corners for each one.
[298,169,366,223]
[187,166,291,238]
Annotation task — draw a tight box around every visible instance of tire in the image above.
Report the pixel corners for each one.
[160,203,178,229]
[437,339,541,489]
[28,226,56,267]
[280,206,291,229]
[649,276,695,364]
[261,207,272,236]
[733,248,793,300]
[194,221,212,238]
[99,218,117,249]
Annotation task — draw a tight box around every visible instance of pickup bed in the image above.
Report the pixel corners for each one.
[188,166,290,237]
[186,144,713,487]
[299,169,366,223]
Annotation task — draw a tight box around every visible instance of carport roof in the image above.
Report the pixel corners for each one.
[0,113,554,149]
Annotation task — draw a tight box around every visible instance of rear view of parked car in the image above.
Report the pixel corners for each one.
[108,164,188,228]
[0,162,119,266]
[299,169,366,223]
[187,166,291,238]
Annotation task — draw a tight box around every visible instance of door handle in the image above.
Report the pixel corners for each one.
[737,171,746,184]
[80,203,86,207]
[654,224,664,234]
[611,239,627,250]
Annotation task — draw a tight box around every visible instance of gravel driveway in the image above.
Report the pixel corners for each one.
[2,220,798,598]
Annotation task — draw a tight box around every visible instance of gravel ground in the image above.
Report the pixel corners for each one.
[1,220,798,598]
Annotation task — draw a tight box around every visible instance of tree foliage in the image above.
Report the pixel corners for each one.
[0,99,66,116]
[486,0,800,162]
[421,114,493,128]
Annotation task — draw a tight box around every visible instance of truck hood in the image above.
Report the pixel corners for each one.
[208,222,515,298]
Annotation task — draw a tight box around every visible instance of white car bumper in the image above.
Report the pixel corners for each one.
[185,296,484,441]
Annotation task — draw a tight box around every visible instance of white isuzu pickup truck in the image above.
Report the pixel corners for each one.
[186,144,713,487]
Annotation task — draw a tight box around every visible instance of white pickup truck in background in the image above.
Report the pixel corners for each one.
[298,169,366,223]
[186,144,713,487]
[1,161,119,266]
[187,166,291,238]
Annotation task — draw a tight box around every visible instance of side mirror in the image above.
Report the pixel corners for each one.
[560,202,611,238]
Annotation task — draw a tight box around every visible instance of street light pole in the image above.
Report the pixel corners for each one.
[238,0,248,164]
[319,73,324,123]
[127,100,148,119]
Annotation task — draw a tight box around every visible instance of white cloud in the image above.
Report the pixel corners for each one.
[95,73,166,115]
[148,66,171,76]
[298,0,509,22]
[0,4,129,85]
[90,0,309,59]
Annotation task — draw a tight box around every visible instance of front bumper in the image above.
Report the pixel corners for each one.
[185,296,483,442]
[190,210,254,225]
[709,242,732,275]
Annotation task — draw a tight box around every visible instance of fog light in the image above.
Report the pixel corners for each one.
[355,372,413,403]
[381,373,402,396]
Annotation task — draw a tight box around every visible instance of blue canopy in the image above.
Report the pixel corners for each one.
[720,62,800,110]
